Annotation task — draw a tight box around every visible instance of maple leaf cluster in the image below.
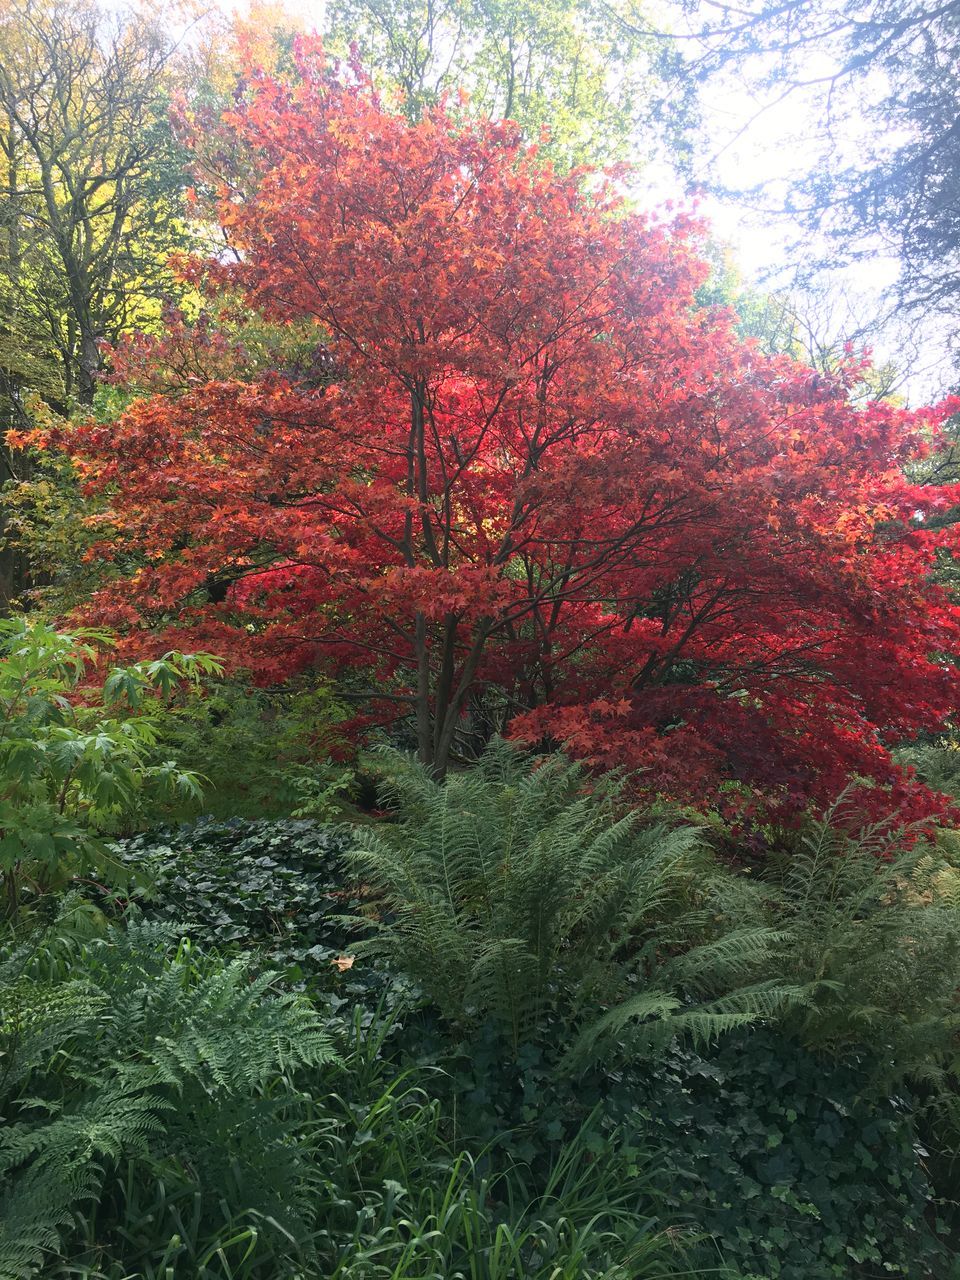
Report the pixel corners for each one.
[25,41,960,825]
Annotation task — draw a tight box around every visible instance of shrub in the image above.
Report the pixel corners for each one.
[311,1019,688,1280]
[138,681,355,823]
[897,734,960,802]
[0,617,218,917]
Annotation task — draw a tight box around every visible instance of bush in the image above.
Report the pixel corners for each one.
[140,681,354,822]
[341,759,955,1277]
[0,617,218,917]
[11,755,955,1279]
[897,734,960,803]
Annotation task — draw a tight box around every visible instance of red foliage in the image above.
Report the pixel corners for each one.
[22,43,960,822]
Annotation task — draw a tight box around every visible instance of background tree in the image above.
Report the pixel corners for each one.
[656,1,960,340]
[0,0,194,410]
[698,250,908,400]
[0,0,196,607]
[322,0,693,167]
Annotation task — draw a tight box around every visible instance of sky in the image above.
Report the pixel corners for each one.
[655,24,950,402]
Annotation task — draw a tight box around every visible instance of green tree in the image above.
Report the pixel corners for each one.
[0,0,192,410]
[0,0,196,608]
[323,0,693,168]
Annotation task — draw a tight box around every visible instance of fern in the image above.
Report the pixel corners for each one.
[0,1163,95,1280]
[343,740,789,1062]
[762,793,960,1096]
[0,914,337,1279]
[896,734,960,800]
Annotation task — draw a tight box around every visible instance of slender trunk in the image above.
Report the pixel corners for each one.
[432,623,491,777]
[431,613,457,761]
[0,128,30,609]
[75,322,99,405]
[415,612,433,767]
[0,437,31,613]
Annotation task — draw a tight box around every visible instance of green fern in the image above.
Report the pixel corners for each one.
[762,794,960,1098]
[0,1163,96,1280]
[896,734,960,800]
[0,914,337,1279]
[343,740,790,1062]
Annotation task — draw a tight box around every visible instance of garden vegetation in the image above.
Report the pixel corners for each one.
[4,1,960,1277]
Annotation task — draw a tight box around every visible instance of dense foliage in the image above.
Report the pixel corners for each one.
[631,1032,938,1279]
[110,817,358,979]
[127,681,354,822]
[345,740,786,1059]
[765,801,960,1082]
[422,1020,941,1279]
[31,49,960,828]
[6,798,954,1278]
[0,903,689,1280]
[5,1,960,1275]
[0,617,218,917]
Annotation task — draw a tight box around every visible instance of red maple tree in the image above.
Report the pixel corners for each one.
[26,43,960,822]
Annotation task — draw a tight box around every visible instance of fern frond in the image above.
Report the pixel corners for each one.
[0,912,339,1276]
[350,740,768,1061]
